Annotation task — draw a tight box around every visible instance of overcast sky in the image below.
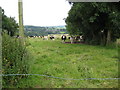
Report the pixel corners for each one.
[0,0,71,26]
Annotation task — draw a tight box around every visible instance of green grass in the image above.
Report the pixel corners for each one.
[17,38,118,88]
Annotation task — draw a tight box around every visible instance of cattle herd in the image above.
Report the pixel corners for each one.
[28,34,84,44]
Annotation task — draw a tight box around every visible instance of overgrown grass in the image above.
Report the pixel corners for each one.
[117,39,120,60]
[117,39,120,88]
[2,34,31,87]
[17,38,118,88]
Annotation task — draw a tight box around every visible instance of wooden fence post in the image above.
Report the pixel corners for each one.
[18,0,25,45]
[18,0,24,38]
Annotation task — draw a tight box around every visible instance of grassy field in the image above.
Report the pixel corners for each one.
[17,38,118,88]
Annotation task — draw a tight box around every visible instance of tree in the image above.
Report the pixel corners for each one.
[66,2,120,45]
[2,8,18,36]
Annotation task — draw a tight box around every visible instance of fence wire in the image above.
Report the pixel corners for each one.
[0,74,120,80]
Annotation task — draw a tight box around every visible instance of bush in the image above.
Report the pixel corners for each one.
[2,33,31,87]
[117,39,120,60]
[117,39,120,47]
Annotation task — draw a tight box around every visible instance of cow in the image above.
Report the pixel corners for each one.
[70,36,76,44]
[75,36,81,41]
[50,36,54,40]
[43,36,48,40]
[68,37,71,39]
[29,35,34,38]
[61,35,67,42]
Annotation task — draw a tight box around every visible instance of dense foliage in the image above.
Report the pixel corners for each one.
[117,39,120,60]
[25,25,67,36]
[2,9,18,36]
[2,34,31,87]
[2,8,31,87]
[66,2,120,45]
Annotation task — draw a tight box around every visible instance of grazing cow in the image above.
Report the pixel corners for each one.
[40,36,44,38]
[70,36,75,44]
[43,36,48,40]
[50,36,54,40]
[61,35,67,42]
[68,37,70,39]
[29,35,34,38]
[79,35,84,42]
[80,36,82,40]
[75,36,81,41]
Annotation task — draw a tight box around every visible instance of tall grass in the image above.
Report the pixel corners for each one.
[117,39,120,59]
[117,39,120,88]
[16,38,118,88]
[2,33,31,87]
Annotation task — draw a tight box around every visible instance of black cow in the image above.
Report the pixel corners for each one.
[61,35,66,42]
[50,36,54,40]
[29,35,34,38]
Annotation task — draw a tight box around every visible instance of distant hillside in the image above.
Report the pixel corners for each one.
[24,25,68,36]
[46,25,66,28]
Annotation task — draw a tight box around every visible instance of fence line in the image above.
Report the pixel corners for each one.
[0,74,120,80]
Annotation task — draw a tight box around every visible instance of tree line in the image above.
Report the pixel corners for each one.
[2,9,18,36]
[66,2,120,45]
[1,8,68,37]
[25,25,67,36]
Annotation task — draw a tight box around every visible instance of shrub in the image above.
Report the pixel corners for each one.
[2,33,31,87]
[117,39,120,60]
[117,39,120,81]
[117,39,120,46]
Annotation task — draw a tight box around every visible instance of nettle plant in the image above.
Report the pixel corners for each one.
[2,33,31,87]
[117,39,120,60]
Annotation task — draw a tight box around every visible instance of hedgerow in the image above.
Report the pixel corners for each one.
[2,33,31,87]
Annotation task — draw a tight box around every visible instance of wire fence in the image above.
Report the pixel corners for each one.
[0,74,120,80]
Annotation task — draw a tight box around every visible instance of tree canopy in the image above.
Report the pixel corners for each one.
[2,8,18,36]
[66,2,120,45]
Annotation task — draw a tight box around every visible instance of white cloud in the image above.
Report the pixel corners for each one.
[0,0,71,26]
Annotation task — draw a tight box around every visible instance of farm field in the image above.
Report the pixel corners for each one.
[17,38,118,88]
